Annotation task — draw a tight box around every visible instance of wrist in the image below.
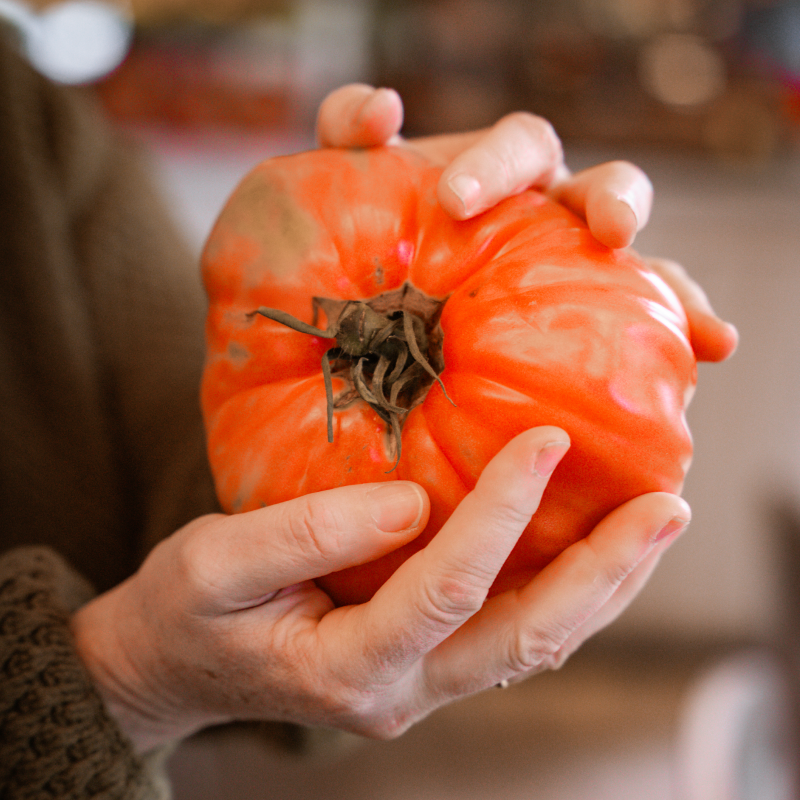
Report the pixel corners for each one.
[70,581,214,752]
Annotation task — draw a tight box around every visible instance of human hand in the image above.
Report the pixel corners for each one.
[643,256,738,363]
[316,83,650,249]
[71,426,689,752]
[315,84,738,364]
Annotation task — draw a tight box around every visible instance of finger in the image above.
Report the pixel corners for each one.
[316,84,404,148]
[404,129,486,165]
[352,427,570,675]
[550,538,667,658]
[644,256,739,362]
[425,491,689,695]
[541,513,688,673]
[498,544,667,689]
[431,112,564,219]
[178,482,428,612]
[549,161,654,249]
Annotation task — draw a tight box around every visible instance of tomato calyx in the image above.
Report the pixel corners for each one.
[249,282,452,470]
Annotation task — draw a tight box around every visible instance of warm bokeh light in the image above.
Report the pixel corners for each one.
[638,33,726,108]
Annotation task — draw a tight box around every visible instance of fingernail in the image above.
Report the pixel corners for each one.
[357,87,396,123]
[448,174,481,216]
[367,482,424,532]
[614,193,640,232]
[653,516,690,544]
[533,441,570,478]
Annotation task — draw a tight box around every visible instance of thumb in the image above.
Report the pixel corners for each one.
[180,482,428,611]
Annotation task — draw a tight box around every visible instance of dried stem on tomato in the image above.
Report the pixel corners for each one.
[248,282,452,470]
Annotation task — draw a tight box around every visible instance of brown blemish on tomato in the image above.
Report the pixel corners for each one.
[223,171,318,281]
[227,342,250,367]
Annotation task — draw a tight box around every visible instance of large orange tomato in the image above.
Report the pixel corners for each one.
[201,146,696,606]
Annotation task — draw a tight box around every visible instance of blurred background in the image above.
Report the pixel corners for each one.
[5,0,800,797]
[34,0,800,157]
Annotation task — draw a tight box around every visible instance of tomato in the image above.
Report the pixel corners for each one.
[201,146,696,607]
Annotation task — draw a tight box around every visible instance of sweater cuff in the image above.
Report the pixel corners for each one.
[0,547,172,799]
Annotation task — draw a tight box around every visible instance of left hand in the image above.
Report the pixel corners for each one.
[315,83,738,364]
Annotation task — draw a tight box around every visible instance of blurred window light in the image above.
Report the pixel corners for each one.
[639,32,726,107]
[0,0,132,84]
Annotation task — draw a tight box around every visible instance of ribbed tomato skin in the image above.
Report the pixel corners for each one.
[201,146,696,606]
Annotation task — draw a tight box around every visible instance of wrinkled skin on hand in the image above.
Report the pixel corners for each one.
[72,428,691,751]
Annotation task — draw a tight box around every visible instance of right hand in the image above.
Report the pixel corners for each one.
[316,84,738,364]
[71,427,689,752]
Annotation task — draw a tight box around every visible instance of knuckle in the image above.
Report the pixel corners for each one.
[564,536,635,597]
[170,520,226,602]
[473,482,536,532]
[509,112,563,158]
[494,112,563,188]
[367,715,413,741]
[582,535,636,588]
[311,681,413,741]
[541,647,572,672]
[505,619,570,674]
[610,159,653,191]
[562,538,633,601]
[280,497,347,563]
[413,565,488,629]
[490,499,536,533]
[606,158,637,172]
[344,697,414,741]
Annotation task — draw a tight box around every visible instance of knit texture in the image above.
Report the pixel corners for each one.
[0,547,171,800]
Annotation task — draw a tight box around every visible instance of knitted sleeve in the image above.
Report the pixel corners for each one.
[0,547,171,800]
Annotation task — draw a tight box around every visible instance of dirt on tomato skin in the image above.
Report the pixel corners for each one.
[226,342,250,367]
[228,172,319,281]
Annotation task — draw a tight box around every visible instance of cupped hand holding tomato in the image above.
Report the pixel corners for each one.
[72,85,733,753]
[72,428,691,748]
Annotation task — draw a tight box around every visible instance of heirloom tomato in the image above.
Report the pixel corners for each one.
[201,146,696,607]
